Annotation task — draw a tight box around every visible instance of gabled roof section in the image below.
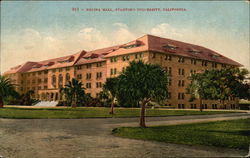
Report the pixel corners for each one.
[3,61,37,75]
[146,34,242,66]
[26,50,87,72]
[75,45,121,65]
[104,35,149,58]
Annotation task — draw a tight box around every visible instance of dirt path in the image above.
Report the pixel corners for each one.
[0,113,249,158]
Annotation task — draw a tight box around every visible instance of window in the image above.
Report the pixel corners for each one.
[126,55,130,60]
[178,68,185,76]
[38,71,42,75]
[135,54,138,59]
[96,72,102,79]
[52,75,56,85]
[77,74,82,80]
[38,86,41,90]
[178,80,185,87]
[44,86,48,89]
[110,68,117,75]
[168,78,172,86]
[32,79,36,84]
[178,104,185,109]
[44,78,48,83]
[202,61,208,67]
[86,83,91,88]
[96,62,102,67]
[212,104,217,109]
[52,69,56,73]
[191,104,197,109]
[178,57,185,63]
[96,82,102,88]
[32,72,36,76]
[110,57,117,63]
[152,53,156,58]
[65,73,70,82]
[66,67,70,71]
[165,55,172,61]
[38,79,42,83]
[178,93,185,100]
[168,92,171,99]
[122,67,126,72]
[212,62,217,68]
[165,67,172,76]
[59,74,63,83]
[191,59,196,65]
[190,70,196,75]
[139,53,143,58]
[44,70,48,74]
[86,73,92,80]
[59,68,63,72]
[76,66,82,70]
[110,69,113,75]
[222,64,227,68]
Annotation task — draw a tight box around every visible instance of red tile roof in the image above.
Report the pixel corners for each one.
[105,34,242,66]
[4,34,242,75]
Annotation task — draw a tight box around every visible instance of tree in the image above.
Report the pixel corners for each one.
[207,68,250,108]
[60,78,85,108]
[187,68,250,110]
[186,72,211,112]
[117,61,168,127]
[0,75,17,108]
[103,77,119,114]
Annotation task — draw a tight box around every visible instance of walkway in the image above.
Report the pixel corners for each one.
[0,113,249,158]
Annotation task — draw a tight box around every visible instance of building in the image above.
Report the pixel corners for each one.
[3,34,242,109]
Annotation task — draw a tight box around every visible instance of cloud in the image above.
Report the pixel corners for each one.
[112,22,136,44]
[78,27,111,50]
[77,23,137,49]
[113,22,128,28]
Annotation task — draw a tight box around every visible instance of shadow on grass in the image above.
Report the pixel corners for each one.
[204,130,250,136]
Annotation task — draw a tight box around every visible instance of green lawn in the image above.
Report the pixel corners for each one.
[112,119,250,150]
[0,107,240,119]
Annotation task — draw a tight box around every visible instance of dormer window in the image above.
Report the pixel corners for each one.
[44,62,55,67]
[32,64,42,69]
[163,44,178,50]
[122,44,138,49]
[210,54,221,58]
[58,56,74,63]
[187,48,201,54]
[121,40,141,49]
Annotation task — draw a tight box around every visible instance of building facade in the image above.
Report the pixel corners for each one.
[3,34,242,109]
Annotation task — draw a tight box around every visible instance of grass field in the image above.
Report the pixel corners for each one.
[0,107,239,119]
[112,118,250,150]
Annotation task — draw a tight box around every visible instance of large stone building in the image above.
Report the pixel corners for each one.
[3,34,242,109]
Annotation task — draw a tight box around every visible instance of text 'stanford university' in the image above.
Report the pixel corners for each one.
[4,34,242,109]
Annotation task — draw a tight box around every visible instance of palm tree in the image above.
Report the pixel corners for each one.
[60,78,85,108]
[0,75,17,108]
[116,61,169,127]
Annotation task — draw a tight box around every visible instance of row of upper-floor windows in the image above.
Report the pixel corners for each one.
[110,53,144,63]
[21,62,104,77]
[150,53,229,68]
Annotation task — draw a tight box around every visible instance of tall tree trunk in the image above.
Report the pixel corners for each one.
[72,93,77,108]
[199,98,203,112]
[0,96,3,108]
[110,97,114,114]
[140,99,147,127]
